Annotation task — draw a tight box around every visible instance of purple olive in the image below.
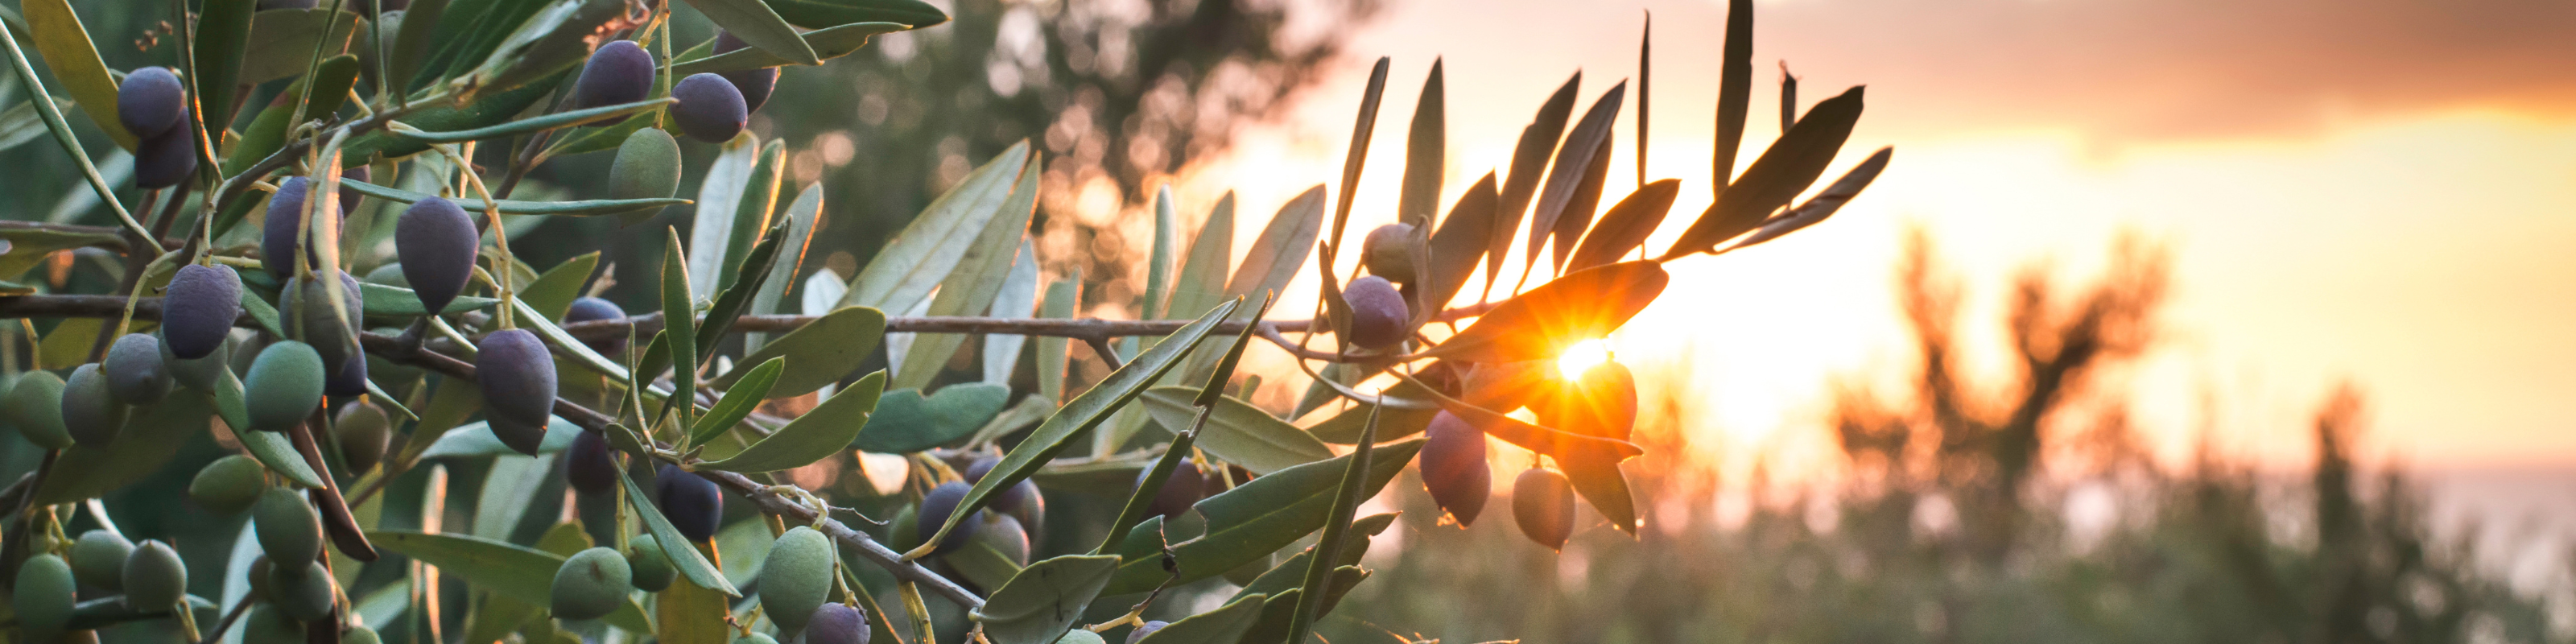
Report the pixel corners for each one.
[1512,467,1575,551]
[669,73,747,143]
[804,603,871,644]
[325,348,369,397]
[261,178,319,278]
[575,41,656,111]
[914,481,981,555]
[1418,411,1490,526]
[655,464,723,542]
[476,329,556,456]
[711,32,780,113]
[564,297,629,355]
[1139,460,1205,521]
[133,126,199,189]
[117,67,187,138]
[1126,621,1168,644]
[395,196,479,316]
[1341,275,1410,349]
[162,264,243,359]
[565,429,617,497]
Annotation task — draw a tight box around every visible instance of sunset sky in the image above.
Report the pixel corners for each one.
[1183,0,2576,474]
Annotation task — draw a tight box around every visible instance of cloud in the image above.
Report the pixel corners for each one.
[1760,0,2576,142]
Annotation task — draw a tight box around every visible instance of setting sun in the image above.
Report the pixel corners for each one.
[1556,339,1613,380]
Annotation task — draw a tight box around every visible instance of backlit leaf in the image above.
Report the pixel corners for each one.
[1662,86,1865,260]
[1565,179,1680,270]
[765,0,948,29]
[896,159,1038,390]
[1525,82,1624,277]
[1422,261,1667,364]
[685,357,783,448]
[669,22,910,76]
[683,0,821,65]
[1400,60,1445,225]
[1420,172,1496,316]
[339,176,692,216]
[240,9,363,85]
[1488,73,1582,296]
[1133,592,1265,644]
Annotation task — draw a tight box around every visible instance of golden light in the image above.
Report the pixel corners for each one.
[1557,339,1612,380]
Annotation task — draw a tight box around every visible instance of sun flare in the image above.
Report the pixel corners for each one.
[1557,339,1613,380]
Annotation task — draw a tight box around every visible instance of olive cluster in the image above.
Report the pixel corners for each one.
[576,35,778,146]
[11,531,191,642]
[1415,359,1638,550]
[882,457,1050,588]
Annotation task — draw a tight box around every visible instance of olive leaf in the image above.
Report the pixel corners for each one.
[748,185,827,353]
[687,132,764,294]
[1488,72,1583,295]
[722,305,886,398]
[366,531,652,632]
[1526,81,1624,275]
[1098,437,1423,596]
[360,282,502,316]
[1564,179,1680,271]
[1725,147,1892,253]
[1034,272,1080,400]
[852,382,1009,453]
[698,370,886,473]
[1401,60,1447,225]
[337,175,693,216]
[670,22,910,76]
[20,0,134,150]
[1133,592,1267,644]
[1421,261,1668,364]
[240,9,364,85]
[985,239,1043,384]
[971,554,1122,644]
[0,226,122,283]
[1662,86,1866,260]
[682,0,821,66]
[194,0,258,142]
[416,416,583,460]
[388,97,675,144]
[32,395,212,504]
[1420,172,1497,320]
[1713,0,1756,190]
[895,159,1038,390]
[616,464,741,596]
[766,0,949,30]
[683,357,784,448]
[656,576,732,644]
[1137,388,1331,475]
[519,252,602,321]
[1230,514,1397,601]
[842,141,1032,314]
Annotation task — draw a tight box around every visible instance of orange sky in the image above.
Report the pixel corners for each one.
[1179,0,2576,473]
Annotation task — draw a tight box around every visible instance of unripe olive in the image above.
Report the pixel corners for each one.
[625,534,677,592]
[977,514,1030,565]
[670,73,748,143]
[270,559,336,621]
[117,67,187,138]
[1418,411,1490,526]
[915,481,980,555]
[1139,460,1205,522]
[1340,275,1409,349]
[1360,223,1418,285]
[164,335,233,393]
[60,363,130,448]
[6,370,73,449]
[134,125,200,188]
[191,454,269,514]
[163,264,244,360]
[607,130,681,225]
[564,297,631,356]
[395,196,477,316]
[1055,630,1104,644]
[244,554,274,602]
[254,487,323,566]
[759,526,834,631]
[803,603,870,644]
[565,428,617,496]
[244,341,327,431]
[103,333,173,405]
[655,464,722,542]
[70,530,134,590]
[282,271,364,373]
[477,329,557,456]
[1125,621,1168,644]
[550,547,632,620]
[344,626,382,644]
[262,177,337,279]
[121,539,188,610]
[885,505,922,554]
[14,554,76,640]
[573,41,655,111]
[710,32,780,113]
[336,401,391,473]
[1511,467,1576,551]
[242,605,301,644]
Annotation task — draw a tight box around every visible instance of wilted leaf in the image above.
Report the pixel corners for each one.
[1138,388,1331,474]
[1098,438,1423,596]
[367,531,651,631]
[971,555,1121,644]
[700,370,885,473]
[1424,261,1667,364]
[852,382,1009,453]
[724,305,885,398]
[1565,179,1680,270]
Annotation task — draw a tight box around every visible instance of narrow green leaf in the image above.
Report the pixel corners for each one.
[984,239,1042,385]
[194,0,258,143]
[1725,146,1891,252]
[0,27,132,235]
[1138,389,1329,475]
[417,417,583,460]
[450,0,640,97]
[1420,172,1496,317]
[1286,398,1380,643]
[1564,179,1680,270]
[1327,57,1391,270]
[764,0,948,29]
[1224,186,1323,302]
[213,369,328,488]
[1526,82,1625,275]
[895,159,1038,390]
[700,370,886,473]
[301,54,364,120]
[1097,439,1422,596]
[507,297,630,382]
[341,69,564,162]
[472,455,551,540]
[1034,272,1080,402]
[1714,0,1754,191]
[1133,592,1265,644]
[722,305,884,398]
[660,226,698,420]
[0,225,121,283]
[685,357,784,448]
[842,141,1031,313]
[1422,261,1667,364]
[1143,185,1179,322]
[521,252,601,321]
[696,221,790,366]
[1488,73,1582,298]
[31,394,211,502]
[617,465,741,595]
[947,537,1026,592]
[385,0,448,93]
[390,97,674,144]
[668,22,908,76]
[1229,514,1396,602]
[851,382,1009,453]
[1549,127,1617,270]
[19,0,133,149]
[923,299,1241,553]
[240,9,363,85]
[1662,86,1864,260]
[366,531,652,631]
[339,176,691,215]
[689,132,764,292]
[1400,59,1444,225]
[970,555,1121,644]
[1166,192,1235,342]
[359,281,502,316]
[747,184,825,353]
[683,0,820,65]
[655,568,731,644]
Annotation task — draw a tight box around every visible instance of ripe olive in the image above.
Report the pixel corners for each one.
[977,514,1030,566]
[6,370,73,449]
[262,177,344,279]
[759,526,835,631]
[1125,621,1169,644]
[477,329,556,456]
[254,487,323,566]
[964,457,1044,532]
[670,73,748,143]
[190,454,269,514]
[655,464,723,542]
[326,350,370,398]
[1557,361,1637,441]
[915,481,981,555]
[565,428,617,497]
[564,297,631,356]
[122,539,188,610]
[14,554,76,641]
[626,534,677,592]
[803,603,870,644]
[243,341,327,431]
[70,530,134,591]
[116,67,187,138]
[1140,460,1205,522]
[710,32,780,113]
[573,40,655,112]
[60,363,130,448]
[1512,467,1576,551]
[163,263,244,359]
[395,196,478,316]
[1360,223,1419,285]
[551,547,633,620]
[103,333,174,405]
[1418,411,1491,526]
[1340,275,1410,349]
[134,125,199,189]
